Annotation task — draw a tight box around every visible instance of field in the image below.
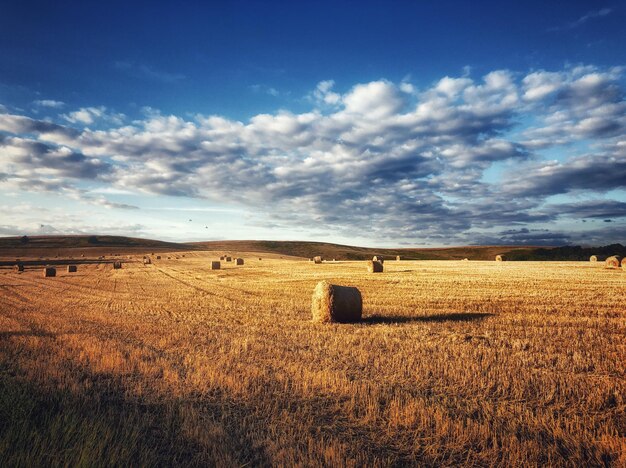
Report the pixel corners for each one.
[1,252,625,466]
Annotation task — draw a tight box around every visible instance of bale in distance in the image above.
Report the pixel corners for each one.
[143,258,151,264]
[622,258,626,271]
[462,258,469,262]
[43,267,56,277]
[311,280,362,323]
[373,256,384,264]
[113,261,122,269]
[235,258,244,265]
[259,257,262,261]
[226,256,232,262]
[156,255,161,260]
[396,255,400,261]
[367,260,383,273]
[495,255,505,262]
[605,256,620,268]
[211,261,220,270]
[590,255,597,263]
[314,256,323,264]
[14,264,24,272]
[67,265,77,273]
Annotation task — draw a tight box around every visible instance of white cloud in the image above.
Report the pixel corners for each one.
[2,64,626,244]
[62,106,125,126]
[33,99,65,108]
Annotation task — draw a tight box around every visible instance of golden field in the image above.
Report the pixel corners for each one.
[0,253,625,466]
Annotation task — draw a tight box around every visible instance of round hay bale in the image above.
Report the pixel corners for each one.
[590,255,597,263]
[143,258,151,264]
[495,255,505,262]
[211,261,220,270]
[67,265,77,273]
[462,258,469,262]
[367,260,383,273]
[373,256,384,264]
[605,256,620,268]
[43,267,56,277]
[396,255,400,261]
[259,257,262,261]
[156,255,161,260]
[314,256,323,264]
[622,258,626,271]
[13,264,24,272]
[311,281,362,323]
[235,258,244,265]
[113,261,122,269]
[226,256,232,262]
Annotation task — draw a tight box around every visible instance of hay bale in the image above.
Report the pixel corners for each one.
[311,281,362,323]
[43,267,56,277]
[235,258,244,265]
[396,255,400,261]
[314,256,323,264]
[462,258,469,262]
[622,258,626,271]
[156,255,161,259]
[13,264,24,272]
[495,255,505,262]
[367,260,383,273]
[143,258,151,264]
[211,261,220,270]
[605,256,620,268]
[259,257,262,261]
[373,256,384,264]
[589,255,597,262]
[113,261,122,269]
[67,265,77,273]
[226,256,232,262]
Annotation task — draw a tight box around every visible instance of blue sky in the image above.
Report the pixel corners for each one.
[1,1,625,246]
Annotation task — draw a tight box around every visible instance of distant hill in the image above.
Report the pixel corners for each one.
[504,244,626,261]
[191,240,535,261]
[1,235,622,261]
[0,235,193,257]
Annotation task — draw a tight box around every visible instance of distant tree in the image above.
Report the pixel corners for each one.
[20,235,29,244]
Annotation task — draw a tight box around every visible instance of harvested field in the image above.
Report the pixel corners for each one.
[0,254,624,466]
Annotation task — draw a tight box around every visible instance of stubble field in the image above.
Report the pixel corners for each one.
[0,253,624,466]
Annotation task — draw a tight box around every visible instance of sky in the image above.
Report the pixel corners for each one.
[1,0,625,246]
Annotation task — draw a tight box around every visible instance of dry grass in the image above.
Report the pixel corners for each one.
[0,254,624,466]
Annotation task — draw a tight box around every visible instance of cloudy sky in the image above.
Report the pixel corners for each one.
[1,1,625,246]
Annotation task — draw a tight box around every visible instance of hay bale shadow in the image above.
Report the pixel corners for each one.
[364,312,494,324]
